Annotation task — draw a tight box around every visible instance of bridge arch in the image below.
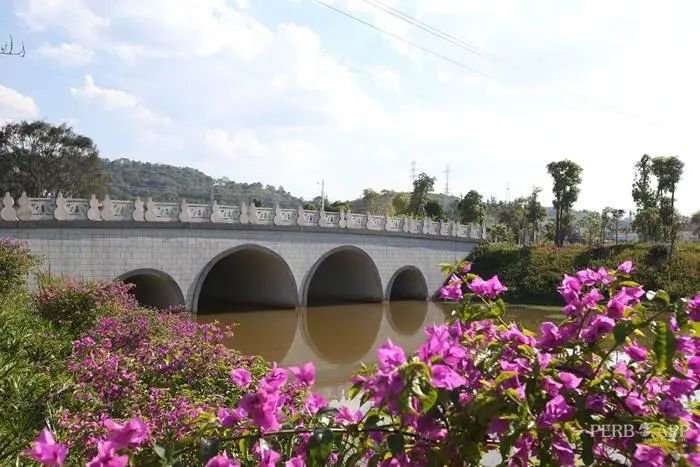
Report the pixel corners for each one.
[303,246,383,306]
[117,269,184,310]
[386,266,428,301]
[193,244,298,313]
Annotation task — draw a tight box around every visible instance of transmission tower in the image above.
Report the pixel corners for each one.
[443,165,450,195]
[410,160,416,185]
[505,181,511,202]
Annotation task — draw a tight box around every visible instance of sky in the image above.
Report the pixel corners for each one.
[0,0,698,214]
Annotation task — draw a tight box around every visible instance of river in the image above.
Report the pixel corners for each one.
[197,301,556,400]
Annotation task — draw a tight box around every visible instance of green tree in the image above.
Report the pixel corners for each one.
[391,193,409,215]
[487,223,513,243]
[524,187,546,244]
[546,160,583,247]
[424,199,445,221]
[0,121,106,197]
[457,190,485,224]
[608,208,626,244]
[407,173,435,216]
[579,210,602,248]
[362,188,380,213]
[651,156,684,252]
[691,211,700,239]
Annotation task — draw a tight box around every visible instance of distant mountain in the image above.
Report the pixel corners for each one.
[102,158,303,207]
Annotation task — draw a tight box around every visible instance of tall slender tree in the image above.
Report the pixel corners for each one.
[546,160,583,247]
[407,173,436,216]
[457,190,486,224]
[651,156,684,253]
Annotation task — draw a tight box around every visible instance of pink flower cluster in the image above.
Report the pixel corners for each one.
[25,418,147,466]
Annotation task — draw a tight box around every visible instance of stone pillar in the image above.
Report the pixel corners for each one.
[17,192,32,221]
[133,197,145,221]
[87,194,101,221]
[53,193,68,220]
[178,199,191,222]
[101,195,115,221]
[0,193,17,221]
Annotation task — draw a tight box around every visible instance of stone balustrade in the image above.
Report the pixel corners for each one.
[0,192,486,241]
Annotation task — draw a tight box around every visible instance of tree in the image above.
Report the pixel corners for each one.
[691,211,700,240]
[407,173,435,216]
[0,121,106,197]
[424,200,445,221]
[608,208,626,244]
[524,187,546,245]
[487,223,514,243]
[391,193,409,215]
[546,160,582,247]
[651,156,684,253]
[362,188,380,213]
[457,190,485,224]
[579,211,602,248]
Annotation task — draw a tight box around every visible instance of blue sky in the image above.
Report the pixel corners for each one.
[1,0,698,214]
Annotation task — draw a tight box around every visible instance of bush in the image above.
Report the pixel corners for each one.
[0,236,37,303]
[469,243,700,304]
[34,278,138,336]
[23,260,700,466]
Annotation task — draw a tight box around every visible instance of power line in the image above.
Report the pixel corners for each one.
[311,0,494,80]
[359,0,499,63]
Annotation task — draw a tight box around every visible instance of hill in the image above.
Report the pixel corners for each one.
[103,158,303,207]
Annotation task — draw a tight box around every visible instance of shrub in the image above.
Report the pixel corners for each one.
[25,260,700,466]
[34,278,137,336]
[0,236,38,303]
[469,243,700,304]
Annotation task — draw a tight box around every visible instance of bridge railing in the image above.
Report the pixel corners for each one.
[0,192,486,241]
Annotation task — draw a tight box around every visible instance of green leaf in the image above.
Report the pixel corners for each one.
[364,414,380,429]
[387,433,405,456]
[653,321,677,373]
[655,290,671,305]
[581,431,594,465]
[307,429,335,465]
[613,321,629,345]
[619,280,641,288]
[346,381,363,400]
[493,371,517,386]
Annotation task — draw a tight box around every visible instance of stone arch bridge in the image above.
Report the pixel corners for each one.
[0,192,484,312]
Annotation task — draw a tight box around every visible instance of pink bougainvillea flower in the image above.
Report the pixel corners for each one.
[624,395,645,415]
[585,394,607,412]
[633,444,665,467]
[289,361,316,387]
[552,438,574,467]
[335,406,363,425]
[431,364,467,389]
[229,368,252,389]
[217,407,246,428]
[377,339,406,372]
[304,392,327,415]
[103,418,148,449]
[689,295,700,321]
[239,390,281,431]
[558,372,582,390]
[86,441,128,467]
[617,260,634,274]
[285,456,306,467]
[22,428,68,466]
[205,451,241,467]
[575,268,599,286]
[462,262,472,273]
[538,395,574,427]
[536,322,562,350]
[582,316,615,343]
[259,448,282,467]
[439,283,463,301]
[262,363,288,391]
[469,275,508,299]
[624,343,648,362]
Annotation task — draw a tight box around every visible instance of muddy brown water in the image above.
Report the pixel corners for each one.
[197,301,555,400]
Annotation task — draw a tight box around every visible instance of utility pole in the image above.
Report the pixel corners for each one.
[319,179,325,212]
[443,165,450,195]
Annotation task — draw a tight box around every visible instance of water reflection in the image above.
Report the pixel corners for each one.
[386,300,428,335]
[304,303,383,364]
[198,301,554,399]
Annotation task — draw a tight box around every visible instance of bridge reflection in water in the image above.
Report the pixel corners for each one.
[196,302,552,400]
[198,301,429,399]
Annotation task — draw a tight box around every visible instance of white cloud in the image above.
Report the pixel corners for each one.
[16,0,108,40]
[0,85,39,123]
[38,42,94,67]
[70,75,169,125]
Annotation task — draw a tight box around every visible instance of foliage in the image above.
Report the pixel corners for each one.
[0,239,73,463]
[579,211,602,248]
[692,211,700,239]
[104,158,303,207]
[457,189,486,224]
[469,243,700,304]
[0,121,106,197]
[524,187,547,244]
[34,278,138,337]
[25,260,700,466]
[407,172,436,217]
[391,193,409,215]
[424,199,445,221]
[487,223,514,243]
[546,160,583,247]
